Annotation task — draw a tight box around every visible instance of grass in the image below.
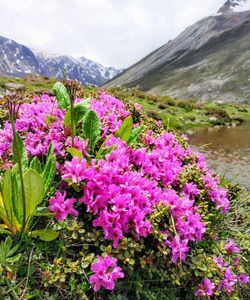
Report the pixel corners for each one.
[0,76,56,94]
[1,76,250,131]
[107,87,250,131]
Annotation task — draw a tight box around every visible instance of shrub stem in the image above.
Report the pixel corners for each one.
[70,99,75,148]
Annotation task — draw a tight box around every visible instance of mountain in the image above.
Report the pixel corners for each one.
[217,0,249,13]
[0,36,41,77]
[35,51,122,86]
[0,36,121,86]
[105,4,250,102]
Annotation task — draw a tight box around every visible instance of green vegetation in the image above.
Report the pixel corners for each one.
[108,87,250,131]
[0,76,56,94]
[0,80,249,299]
[1,77,250,132]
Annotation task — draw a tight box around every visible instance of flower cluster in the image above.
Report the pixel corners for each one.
[89,256,124,291]
[48,192,78,221]
[195,278,215,298]
[91,92,129,137]
[1,89,248,297]
[0,122,12,161]
[0,94,65,159]
[211,245,249,295]
[61,133,207,260]
[225,239,240,254]
[67,139,159,247]
[0,95,90,161]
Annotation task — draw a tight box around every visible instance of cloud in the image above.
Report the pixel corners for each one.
[0,0,246,68]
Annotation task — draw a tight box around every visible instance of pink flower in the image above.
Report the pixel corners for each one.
[213,256,229,270]
[219,268,237,294]
[89,256,124,291]
[62,157,95,185]
[49,192,78,221]
[225,240,240,254]
[134,102,142,111]
[156,120,162,127]
[170,236,189,264]
[233,257,241,268]
[65,136,89,155]
[91,92,129,138]
[195,278,215,298]
[238,274,249,285]
[182,183,200,198]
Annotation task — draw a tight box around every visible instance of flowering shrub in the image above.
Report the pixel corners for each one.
[48,192,78,221]
[89,255,124,291]
[0,84,249,299]
[195,278,215,298]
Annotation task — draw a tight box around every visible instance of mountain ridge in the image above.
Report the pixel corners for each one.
[105,9,250,102]
[0,35,121,86]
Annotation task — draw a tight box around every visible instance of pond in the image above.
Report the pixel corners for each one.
[188,123,250,190]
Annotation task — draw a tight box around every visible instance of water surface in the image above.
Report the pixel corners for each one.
[188,123,250,189]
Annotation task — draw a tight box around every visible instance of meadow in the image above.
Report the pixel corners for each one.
[0,79,249,299]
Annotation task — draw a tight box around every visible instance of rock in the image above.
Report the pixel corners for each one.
[4,82,25,91]
[187,130,194,135]
[238,107,248,112]
[209,116,218,122]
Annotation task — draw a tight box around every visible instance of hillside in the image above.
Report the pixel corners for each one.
[0,35,121,85]
[1,76,249,132]
[0,80,249,299]
[105,10,250,102]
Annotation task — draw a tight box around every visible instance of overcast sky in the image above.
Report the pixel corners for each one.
[0,0,249,68]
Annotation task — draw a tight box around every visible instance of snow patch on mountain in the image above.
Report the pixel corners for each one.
[0,36,122,85]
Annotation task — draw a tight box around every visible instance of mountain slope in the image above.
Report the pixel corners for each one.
[0,36,121,85]
[105,10,250,102]
[0,36,41,76]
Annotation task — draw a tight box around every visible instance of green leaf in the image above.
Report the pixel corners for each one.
[96,144,116,160]
[4,236,12,253]
[6,243,19,258]
[30,157,42,174]
[33,212,54,217]
[63,110,76,135]
[42,144,56,198]
[115,116,133,142]
[72,183,81,192]
[63,110,71,128]
[82,110,101,150]
[6,253,21,263]
[46,115,56,125]
[33,207,54,217]
[0,229,11,236]
[3,169,14,224]
[12,133,28,170]
[47,142,54,158]
[29,229,59,241]
[23,169,44,224]
[10,167,21,223]
[53,82,70,109]
[67,147,83,158]
[77,98,91,109]
[74,103,88,125]
[127,124,146,146]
